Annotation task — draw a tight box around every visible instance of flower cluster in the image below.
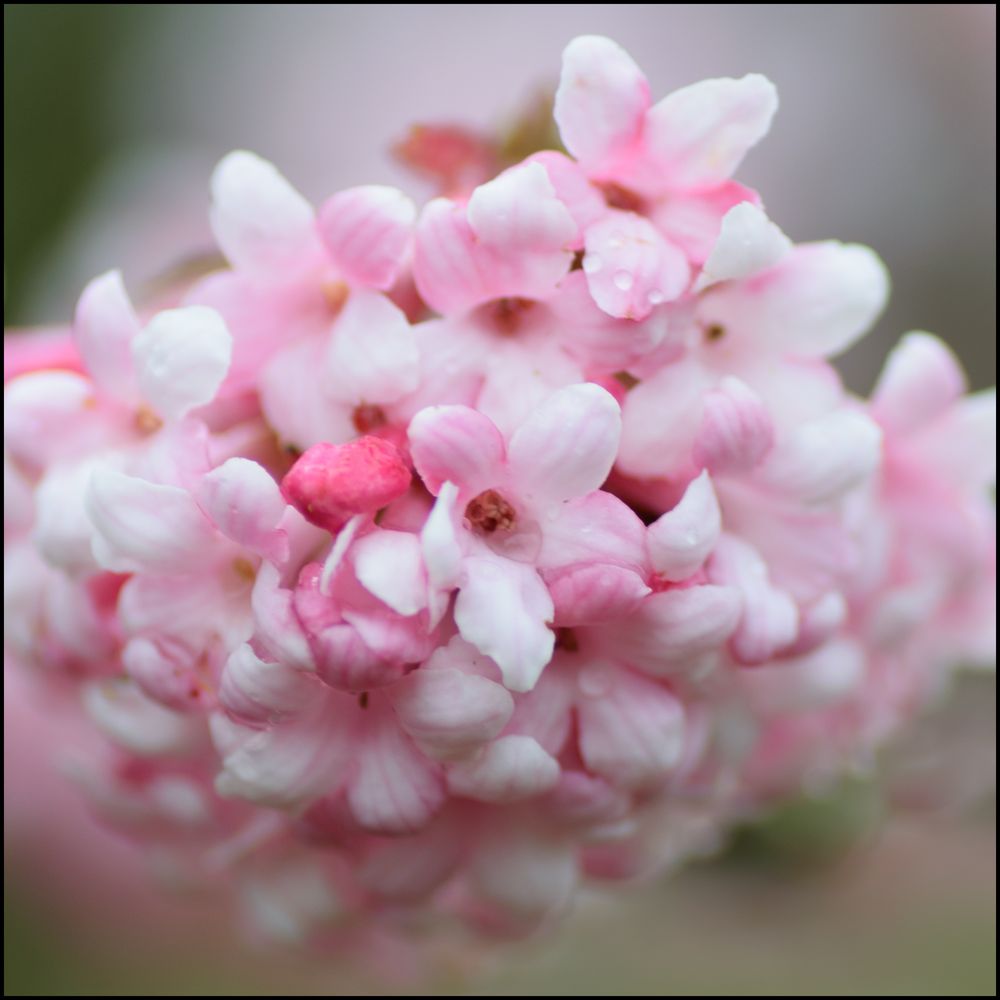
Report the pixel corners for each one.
[4,36,995,945]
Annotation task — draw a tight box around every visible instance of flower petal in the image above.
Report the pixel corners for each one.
[392,660,514,761]
[507,383,621,505]
[554,35,650,173]
[132,306,233,421]
[323,289,419,405]
[647,470,722,582]
[693,376,775,475]
[86,468,219,574]
[644,73,778,191]
[408,404,506,497]
[695,202,791,291]
[454,555,554,692]
[210,150,321,275]
[85,678,204,757]
[871,331,967,434]
[707,535,799,665]
[698,242,890,358]
[756,410,882,505]
[582,211,689,319]
[72,269,141,404]
[198,458,289,562]
[317,185,415,290]
[448,735,559,803]
[219,644,318,725]
[347,714,445,834]
[352,529,427,616]
[603,585,741,676]
[576,662,686,789]
[547,563,651,626]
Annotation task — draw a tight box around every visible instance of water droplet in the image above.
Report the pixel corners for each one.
[647,288,665,306]
[583,253,603,275]
[613,270,634,291]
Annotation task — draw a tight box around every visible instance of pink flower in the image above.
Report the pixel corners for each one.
[3,33,993,956]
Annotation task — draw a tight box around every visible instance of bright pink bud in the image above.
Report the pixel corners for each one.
[281,437,411,533]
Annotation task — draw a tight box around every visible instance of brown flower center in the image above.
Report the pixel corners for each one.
[464,489,516,534]
[352,403,388,434]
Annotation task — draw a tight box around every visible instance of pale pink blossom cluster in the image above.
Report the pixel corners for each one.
[4,36,995,945]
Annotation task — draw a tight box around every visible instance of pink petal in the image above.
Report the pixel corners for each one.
[582,211,689,319]
[454,555,554,692]
[507,383,621,505]
[527,151,607,236]
[219,644,318,725]
[3,372,120,472]
[132,306,233,421]
[213,700,348,808]
[317,185,415,290]
[605,585,741,676]
[467,161,577,253]
[651,181,759,264]
[644,74,778,191]
[698,242,890,359]
[554,35,650,174]
[391,660,514,761]
[323,289,420,405]
[346,715,445,834]
[358,816,464,900]
[694,202,791,291]
[707,535,798,665]
[756,410,882,505]
[352,529,427,616]
[411,197,487,314]
[260,336,356,451]
[871,331,967,434]
[693,376,775,475]
[547,563,651,626]
[86,468,219,574]
[448,735,559,803]
[250,563,316,671]
[408,404,506,497]
[470,826,576,918]
[72,270,141,404]
[616,358,711,480]
[85,678,204,757]
[576,663,686,789]
[647,470,722,582]
[198,458,289,562]
[209,150,322,276]
[33,462,104,574]
[421,482,463,625]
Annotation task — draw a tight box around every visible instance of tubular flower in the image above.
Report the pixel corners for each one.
[3,35,994,951]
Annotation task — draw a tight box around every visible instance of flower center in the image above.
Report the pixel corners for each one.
[352,403,387,434]
[597,181,647,214]
[464,489,516,535]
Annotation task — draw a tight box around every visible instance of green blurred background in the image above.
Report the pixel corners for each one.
[4,5,996,995]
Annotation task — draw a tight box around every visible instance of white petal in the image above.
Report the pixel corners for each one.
[448,735,559,802]
[72,269,141,403]
[695,202,791,291]
[198,457,289,561]
[353,529,427,616]
[507,383,621,505]
[647,470,722,581]
[86,467,219,574]
[323,289,419,405]
[132,306,232,420]
[454,555,554,692]
[210,150,321,275]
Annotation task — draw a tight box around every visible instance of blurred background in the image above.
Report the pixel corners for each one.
[4,4,996,995]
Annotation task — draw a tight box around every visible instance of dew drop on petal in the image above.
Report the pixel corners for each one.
[647,288,665,306]
[613,270,634,291]
[583,253,603,275]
